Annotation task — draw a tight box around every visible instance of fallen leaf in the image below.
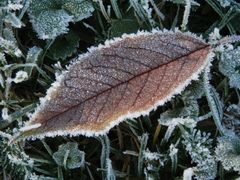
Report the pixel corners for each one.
[19,29,213,140]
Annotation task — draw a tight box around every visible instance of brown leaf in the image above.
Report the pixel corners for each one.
[19,30,213,140]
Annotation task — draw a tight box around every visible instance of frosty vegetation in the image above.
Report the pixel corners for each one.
[0,0,240,179]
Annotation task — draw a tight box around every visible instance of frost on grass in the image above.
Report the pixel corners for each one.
[215,135,240,174]
[143,149,166,179]
[217,0,231,7]
[167,0,199,5]
[209,28,221,45]
[159,118,196,141]
[0,131,34,179]
[0,37,22,57]
[182,129,217,179]
[219,46,240,89]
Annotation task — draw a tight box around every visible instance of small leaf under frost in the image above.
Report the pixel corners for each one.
[52,142,85,169]
[62,0,94,22]
[18,30,213,140]
[30,10,72,40]
[48,31,80,60]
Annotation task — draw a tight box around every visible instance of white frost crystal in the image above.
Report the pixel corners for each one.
[11,70,28,83]
[183,168,194,180]
[182,129,217,179]
[1,107,11,121]
[215,136,240,174]
[217,0,231,7]
[209,28,221,45]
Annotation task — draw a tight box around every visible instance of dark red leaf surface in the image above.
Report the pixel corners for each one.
[19,30,212,139]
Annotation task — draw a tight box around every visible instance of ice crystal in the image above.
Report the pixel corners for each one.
[10,70,28,83]
[182,129,217,179]
[1,107,11,121]
[209,28,221,45]
[169,144,178,159]
[144,149,164,161]
[143,149,166,179]
[183,168,194,180]
[7,3,23,10]
[217,0,231,7]
[215,135,240,173]
[219,46,240,89]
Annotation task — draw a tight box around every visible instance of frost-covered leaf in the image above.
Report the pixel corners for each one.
[29,0,58,17]
[62,0,94,21]
[219,46,240,89]
[28,0,94,40]
[215,135,240,173]
[183,80,204,100]
[48,31,80,60]
[18,30,212,140]
[52,142,85,169]
[31,10,72,40]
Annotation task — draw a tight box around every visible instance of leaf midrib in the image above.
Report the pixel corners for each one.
[40,44,210,125]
